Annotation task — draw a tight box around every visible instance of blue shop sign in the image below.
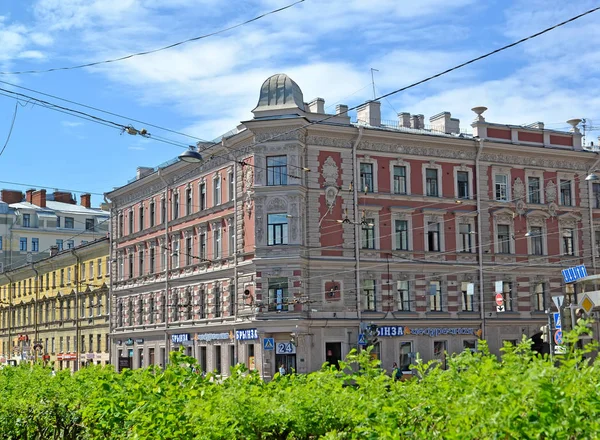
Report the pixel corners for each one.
[171,333,190,344]
[236,329,258,340]
[376,326,404,337]
[376,326,477,338]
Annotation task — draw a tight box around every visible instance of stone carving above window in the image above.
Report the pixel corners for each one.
[267,197,288,212]
[322,156,339,187]
[513,177,525,201]
[545,180,557,203]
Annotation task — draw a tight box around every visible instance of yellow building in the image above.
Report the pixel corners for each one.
[0,237,110,370]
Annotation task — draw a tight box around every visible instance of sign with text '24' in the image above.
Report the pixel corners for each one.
[562,265,587,284]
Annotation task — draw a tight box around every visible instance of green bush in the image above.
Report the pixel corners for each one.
[1,330,600,439]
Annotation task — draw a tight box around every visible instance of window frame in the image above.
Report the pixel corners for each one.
[266,155,288,186]
[396,280,410,311]
[425,168,440,197]
[359,162,374,193]
[267,213,289,246]
[362,279,376,311]
[429,280,442,312]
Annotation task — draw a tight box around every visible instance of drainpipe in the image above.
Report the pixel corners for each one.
[352,127,364,324]
[587,154,600,273]
[31,263,39,363]
[104,194,113,367]
[4,272,13,360]
[475,137,486,340]
[70,248,81,372]
[158,170,170,368]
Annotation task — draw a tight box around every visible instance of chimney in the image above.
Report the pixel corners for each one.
[50,245,59,257]
[25,189,35,203]
[136,167,154,180]
[53,191,76,204]
[336,104,348,116]
[411,114,424,130]
[1,189,23,204]
[525,122,545,130]
[80,193,91,209]
[356,101,381,127]
[398,112,411,128]
[32,190,46,208]
[307,98,325,114]
[429,111,460,134]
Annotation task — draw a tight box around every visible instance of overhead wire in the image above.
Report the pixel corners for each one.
[0,102,18,158]
[0,0,305,76]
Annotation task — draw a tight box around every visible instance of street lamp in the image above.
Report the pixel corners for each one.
[178,146,203,163]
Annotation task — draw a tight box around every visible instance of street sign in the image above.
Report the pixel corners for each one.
[495,293,504,307]
[358,333,367,346]
[554,330,563,345]
[496,305,505,313]
[276,342,296,354]
[562,265,588,284]
[263,338,274,351]
[553,312,561,330]
[580,294,595,315]
[552,295,565,310]
[554,345,567,354]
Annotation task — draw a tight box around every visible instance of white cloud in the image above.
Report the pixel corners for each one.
[18,50,46,60]
[128,145,146,151]
[61,120,83,127]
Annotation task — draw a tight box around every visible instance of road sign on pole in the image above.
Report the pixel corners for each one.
[358,333,367,346]
[263,338,275,351]
[552,295,564,310]
[495,293,504,306]
[554,330,563,345]
[553,312,561,330]
[562,265,588,284]
[580,294,595,315]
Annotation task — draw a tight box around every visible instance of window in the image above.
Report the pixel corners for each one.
[266,156,287,186]
[395,220,408,250]
[427,222,440,252]
[199,183,206,210]
[186,237,192,266]
[560,180,572,206]
[213,227,221,259]
[172,192,179,220]
[398,341,413,372]
[160,198,166,224]
[594,183,600,209]
[429,281,442,312]
[425,168,439,197]
[97,259,102,277]
[363,279,376,311]
[461,282,474,312]
[229,221,235,256]
[528,177,541,204]
[463,340,477,353]
[360,163,373,192]
[458,224,472,253]
[149,247,155,274]
[396,280,410,311]
[268,278,288,311]
[214,346,222,374]
[185,188,192,216]
[56,216,61,228]
[65,217,74,229]
[148,296,155,324]
[67,268,71,284]
[434,340,448,369]
[118,256,124,280]
[23,214,30,227]
[213,176,221,206]
[596,231,600,257]
[128,253,134,279]
[199,232,206,260]
[138,250,144,276]
[118,214,124,237]
[393,166,406,194]
[214,284,221,318]
[19,237,27,251]
[66,240,74,249]
[128,212,134,234]
[563,229,574,256]
[495,174,508,201]
[149,201,155,228]
[497,225,511,254]
[81,262,86,280]
[535,282,545,311]
[457,171,469,199]
[32,238,39,252]
[502,281,513,312]
[530,226,543,255]
[172,238,180,269]
[267,214,288,246]
[86,218,95,231]
[0,236,3,250]
[228,171,234,201]
[361,218,375,249]
[199,287,207,318]
[97,335,101,353]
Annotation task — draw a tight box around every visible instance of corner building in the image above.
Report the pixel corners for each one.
[107,73,598,377]
[0,238,110,369]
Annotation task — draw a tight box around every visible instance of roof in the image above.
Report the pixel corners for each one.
[9,201,109,216]
[252,73,305,114]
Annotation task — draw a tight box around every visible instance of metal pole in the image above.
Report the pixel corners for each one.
[352,127,364,326]
[158,171,170,368]
[547,310,554,362]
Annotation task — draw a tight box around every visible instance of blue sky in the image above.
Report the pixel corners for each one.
[0,0,598,206]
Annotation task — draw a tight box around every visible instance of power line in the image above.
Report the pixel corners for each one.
[0,0,305,76]
[0,102,18,158]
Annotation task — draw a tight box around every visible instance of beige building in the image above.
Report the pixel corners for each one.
[107,73,598,378]
[0,237,110,370]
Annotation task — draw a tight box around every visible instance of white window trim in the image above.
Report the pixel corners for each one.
[357,156,378,193]
[213,173,221,206]
[361,208,382,250]
[389,159,411,195]
[559,215,579,256]
[525,169,545,205]
[526,211,549,255]
[422,162,443,198]
[428,279,443,312]
[453,164,473,200]
[391,211,413,251]
[493,210,515,254]
[423,213,445,252]
[492,166,511,202]
[557,172,576,207]
[395,278,411,311]
[212,221,222,259]
[455,214,476,253]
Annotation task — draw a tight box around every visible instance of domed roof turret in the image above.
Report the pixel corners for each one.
[252,73,304,115]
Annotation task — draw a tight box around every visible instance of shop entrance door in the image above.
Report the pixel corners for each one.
[325,342,342,369]
[275,354,296,375]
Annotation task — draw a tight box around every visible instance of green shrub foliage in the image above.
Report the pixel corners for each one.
[2,331,600,439]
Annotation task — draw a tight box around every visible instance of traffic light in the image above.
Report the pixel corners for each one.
[540,325,549,343]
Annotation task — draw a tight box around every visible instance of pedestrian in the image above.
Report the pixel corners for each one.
[392,362,401,381]
[279,363,286,376]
